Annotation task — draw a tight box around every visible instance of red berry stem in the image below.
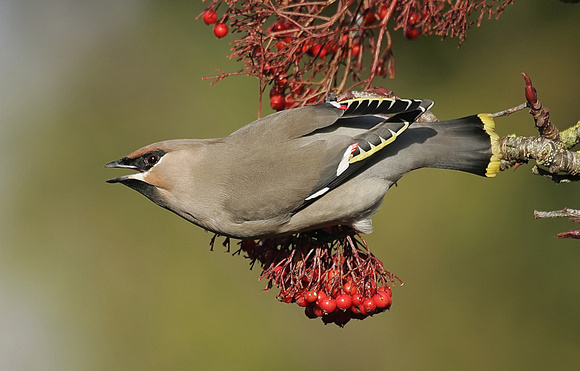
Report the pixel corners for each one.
[199,1,515,116]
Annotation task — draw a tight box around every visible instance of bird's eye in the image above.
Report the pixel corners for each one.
[146,154,159,165]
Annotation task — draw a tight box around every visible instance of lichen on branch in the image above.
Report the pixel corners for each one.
[500,135,580,180]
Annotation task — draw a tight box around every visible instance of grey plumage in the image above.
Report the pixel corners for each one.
[106,97,500,239]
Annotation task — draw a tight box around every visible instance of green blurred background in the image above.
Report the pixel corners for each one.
[1,1,579,370]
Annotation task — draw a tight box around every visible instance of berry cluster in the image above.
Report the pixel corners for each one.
[212,227,401,327]
[262,16,392,111]
[198,0,514,113]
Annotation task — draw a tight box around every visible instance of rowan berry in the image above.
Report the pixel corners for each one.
[378,285,392,297]
[351,293,363,306]
[378,5,389,19]
[213,23,228,38]
[335,294,352,310]
[404,26,419,40]
[372,292,392,309]
[304,290,318,303]
[270,94,286,111]
[408,12,420,25]
[364,10,377,26]
[203,9,217,25]
[318,297,337,313]
[361,297,376,314]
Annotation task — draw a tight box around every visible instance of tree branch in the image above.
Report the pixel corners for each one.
[534,208,580,239]
[497,73,580,183]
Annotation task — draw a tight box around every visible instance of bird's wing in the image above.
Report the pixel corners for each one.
[230,96,432,140]
[221,97,433,222]
[293,97,434,212]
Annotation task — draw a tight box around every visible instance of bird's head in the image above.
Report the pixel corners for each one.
[105,143,170,203]
[105,138,226,233]
[105,139,209,204]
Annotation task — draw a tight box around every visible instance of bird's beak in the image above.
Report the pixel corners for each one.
[105,158,143,183]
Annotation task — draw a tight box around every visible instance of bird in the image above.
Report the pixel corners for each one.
[106,96,501,239]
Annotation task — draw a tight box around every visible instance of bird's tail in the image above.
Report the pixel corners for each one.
[417,113,501,177]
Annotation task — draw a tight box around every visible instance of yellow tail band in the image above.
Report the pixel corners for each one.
[478,113,501,177]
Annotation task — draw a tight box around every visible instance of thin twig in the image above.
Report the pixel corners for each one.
[534,208,580,219]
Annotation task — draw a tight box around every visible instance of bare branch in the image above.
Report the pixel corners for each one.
[534,208,580,219]
[534,208,580,240]
[490,103,527,118]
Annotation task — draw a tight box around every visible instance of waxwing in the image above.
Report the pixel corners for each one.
[106,96,500,239]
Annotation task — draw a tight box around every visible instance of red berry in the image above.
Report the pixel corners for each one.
[312,305,324,317]
[329,41,338,54]
[318,297,337,313]
[305,89,317,104]
[351,43,361,56]
[252,45,263,57]
[378,5,389,19]
[305,290,318,303]
[408,12,420,25]
[281,294,293,303]
[213,23,228,38]
[363,10,377,26]
[270,94,286,111]
[335,294,352,310]
[301,40,312,54]
[263,62,273,75]
[343,281,357,295]
[404,26,419,40]
[290,83,303,96]
[316,291,327,303]
[351,293,363,306]
[203,9,218,25]
[309,43,327,58]
[362,297,376,314]
[285,95,296,109]
[378,285,392,297]
[372,292,392,309]
[295,295,308,307]
[276,40,286,51]
[275,75,288,88]
[270,20,288,33]
[351,305,367,319]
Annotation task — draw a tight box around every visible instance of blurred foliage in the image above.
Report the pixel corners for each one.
[1,1,579,370]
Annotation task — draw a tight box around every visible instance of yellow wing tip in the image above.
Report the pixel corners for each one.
[478,113,502,178]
